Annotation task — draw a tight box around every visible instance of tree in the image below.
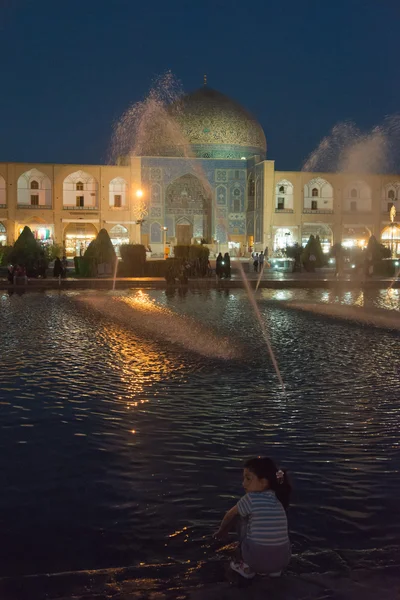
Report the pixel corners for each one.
[301,234,325,270]
[9,226,42,275]
[366,234,390,262]
[84,228,116,265]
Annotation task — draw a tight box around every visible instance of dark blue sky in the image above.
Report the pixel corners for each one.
[0,0,399,169]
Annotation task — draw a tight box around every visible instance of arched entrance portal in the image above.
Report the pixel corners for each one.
[166,174,211,245]
[64,223,98,258]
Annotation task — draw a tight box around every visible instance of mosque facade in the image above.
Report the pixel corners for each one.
[0,86,399,257]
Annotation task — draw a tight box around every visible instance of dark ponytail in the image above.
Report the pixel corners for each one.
[244,456,291,512]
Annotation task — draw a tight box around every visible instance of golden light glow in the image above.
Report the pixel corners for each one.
[135,189,143,198]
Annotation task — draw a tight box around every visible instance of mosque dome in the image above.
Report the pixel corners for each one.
[157,87,267,160]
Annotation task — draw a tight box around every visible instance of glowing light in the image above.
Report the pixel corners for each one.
[131,429,136,434]
[136,189,143,198]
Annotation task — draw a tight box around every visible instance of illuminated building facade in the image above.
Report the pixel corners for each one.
[0,87,399,257]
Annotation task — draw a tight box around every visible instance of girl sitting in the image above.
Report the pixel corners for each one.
[214,456,291,579]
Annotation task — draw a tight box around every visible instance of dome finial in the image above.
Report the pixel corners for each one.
[203,73,207,86]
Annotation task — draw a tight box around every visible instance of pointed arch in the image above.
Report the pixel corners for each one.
[109,224,129,256]
[343,180,371,212]
[109,177,128,208]
[17,168,52,207]
[381,182,400,214]
[275,178,294,211]
[166,173,211,241]
[150,221,162,244]
[63,170,98,209]
[303,177,333,212]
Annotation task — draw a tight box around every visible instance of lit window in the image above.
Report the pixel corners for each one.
[311,200,318,210]
[279,185,285,193]
[76,182,84,191]
[312,188,318,197]
[30,195,39,206]
[114,194,122,207]
[350,188,357,198]
[277,197,285,210]
[30,180,39,190]
[76,196,84,207]
[388,201,394,212]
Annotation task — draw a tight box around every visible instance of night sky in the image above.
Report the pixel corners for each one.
[0,0,399,170]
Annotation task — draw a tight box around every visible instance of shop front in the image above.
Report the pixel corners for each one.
[0,222,6,246]
[64,222,98,258]
[301,223,333,253]
[342,225,371,250]
[273,227,298,252]
[109,224,129,257]
[18,220,54,245]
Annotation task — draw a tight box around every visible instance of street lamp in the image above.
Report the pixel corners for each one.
[162,226,168,259]
[132,188,148,245]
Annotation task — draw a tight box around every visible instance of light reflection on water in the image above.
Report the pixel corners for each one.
[0,288,399,579]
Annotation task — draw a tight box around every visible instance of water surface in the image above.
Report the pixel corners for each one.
[0,287,399,580]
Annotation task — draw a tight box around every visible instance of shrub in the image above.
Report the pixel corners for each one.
[8,227,43,275]
[84,229,116,265]
[301,234,326,269]
[0,245,13,266]
[174,245,190,259]
[120,244,146,276]
[45,243,63,262]
[144,260,168,277]
[188,244,210,262]
[373,259,395,277]
[366,235,391,261]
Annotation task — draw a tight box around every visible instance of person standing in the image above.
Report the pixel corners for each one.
[258,251,264,273]
[216,252,223,279]
[223,252,231,279]
[253,253,259,273]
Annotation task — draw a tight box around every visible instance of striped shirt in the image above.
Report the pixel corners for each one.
[237,490,289,546]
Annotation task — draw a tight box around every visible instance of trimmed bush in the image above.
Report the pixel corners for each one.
[83,229,116,265]
[144,260,168,277]
[366,235,391,261]
[120,244,146,276]
[8,227,43,276]
[0,245,13,266]
[373,259,395,277]
[174,245,190,259]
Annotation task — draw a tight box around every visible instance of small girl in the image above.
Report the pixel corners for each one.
[214,456,291,579]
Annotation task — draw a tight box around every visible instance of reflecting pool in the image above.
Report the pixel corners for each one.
[0,288,399,580]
